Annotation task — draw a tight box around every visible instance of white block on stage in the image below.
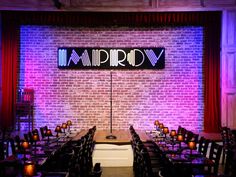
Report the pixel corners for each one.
[92,144,133,167]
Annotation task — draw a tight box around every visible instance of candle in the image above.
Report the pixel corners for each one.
[170,130,177,137]
[62,123,67,129]
[163,127,169,134]
[46,129,52,136]
[159,123,164,129]
[32,134,39,142]
[67,120,72,126]
[22,141,29,149]
[177,134,184,142]
[23,161,36,176]
[55,125,61,137]
[188,141,196,150]
[154,120,159,126]
[55,126,61,132]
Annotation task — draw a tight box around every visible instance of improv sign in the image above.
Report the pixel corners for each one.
[58,48,165,69]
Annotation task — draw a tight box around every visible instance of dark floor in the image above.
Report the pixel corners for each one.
[101,167,134,177]
[100,165,225,177]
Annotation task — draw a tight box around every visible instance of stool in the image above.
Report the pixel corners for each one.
[15,102,33,131]
[15,88,34,131]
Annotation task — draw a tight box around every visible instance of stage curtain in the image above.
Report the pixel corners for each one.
[1,11,221,132]
[203,20,221,133]
[0,20,18,130]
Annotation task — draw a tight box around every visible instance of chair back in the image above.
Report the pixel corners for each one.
[0,141,4,160]
[198,137,210,156]
[224,146,236,176]
[17,88,34,104]
[184,130,194,143]
[14,135,22,153]
[209,141,223,175]
[4,138,16,158]
[40,126,48,139]
[220,127,231,149]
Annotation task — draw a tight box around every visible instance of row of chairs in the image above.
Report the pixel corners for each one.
[0,125,102,177]
[41,126,102,177]
[130,126,163,177]
[131,123,228,177]
[162,125,236,177]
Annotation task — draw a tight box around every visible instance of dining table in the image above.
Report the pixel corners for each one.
[147,131,215,177]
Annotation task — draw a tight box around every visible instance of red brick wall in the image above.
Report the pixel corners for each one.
[19,26,204,132]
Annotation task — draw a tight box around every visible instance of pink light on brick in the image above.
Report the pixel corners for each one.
[19,25,204,132]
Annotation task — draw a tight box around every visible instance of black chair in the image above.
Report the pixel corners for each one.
[224,145,236,177]
[178,126,187,137]
[40,126,48,140]
[208,141,223,175]
[198,136,210,156]
[184,130,194,143]
[220,127,231,164]
[89,163,102,177]
[0,142,4,160]
[0,157,22,177]
[4,138,16,158]
[192,141,222,176]
[130,126,162,177]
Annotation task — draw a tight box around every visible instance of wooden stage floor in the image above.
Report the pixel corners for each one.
[73,129,150,144]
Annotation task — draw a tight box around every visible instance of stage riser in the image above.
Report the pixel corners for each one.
[92,144,133,167]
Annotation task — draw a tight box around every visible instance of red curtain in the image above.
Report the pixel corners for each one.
[203,20,221,133]
[0,11,221,132]
[0,20,18,130]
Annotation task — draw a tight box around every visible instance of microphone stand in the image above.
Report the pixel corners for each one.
[106,71,117,139]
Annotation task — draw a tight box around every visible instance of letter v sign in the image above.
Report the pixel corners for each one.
[144,49,164,66]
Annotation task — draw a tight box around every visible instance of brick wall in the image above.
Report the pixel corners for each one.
[19,25,204,132]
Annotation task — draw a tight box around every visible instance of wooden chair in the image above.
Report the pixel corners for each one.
[15,88,34,131]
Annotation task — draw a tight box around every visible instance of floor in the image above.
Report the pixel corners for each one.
[100,164,225,177]
[101,167,134,177]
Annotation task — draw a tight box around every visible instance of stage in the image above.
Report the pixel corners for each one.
[92,130,150,167]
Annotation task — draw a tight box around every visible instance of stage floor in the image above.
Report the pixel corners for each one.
[92,130,150,167]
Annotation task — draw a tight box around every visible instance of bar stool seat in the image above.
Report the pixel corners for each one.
[15,88,34,131]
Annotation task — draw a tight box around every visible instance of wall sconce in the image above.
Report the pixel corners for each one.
[23,161,36,177]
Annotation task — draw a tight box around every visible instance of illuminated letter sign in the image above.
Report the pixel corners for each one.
[58,48,165,69]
